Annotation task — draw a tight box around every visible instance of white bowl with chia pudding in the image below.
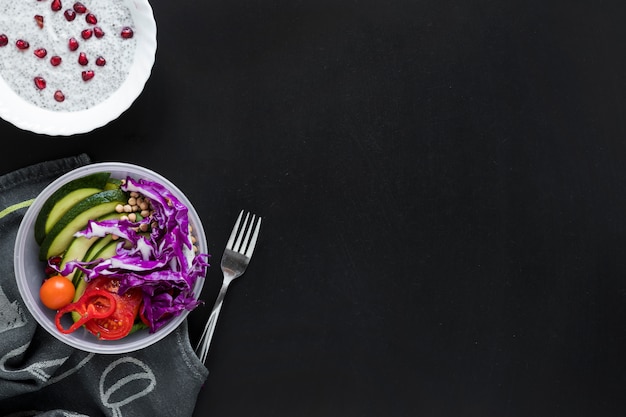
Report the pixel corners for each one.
[0,0,156,136]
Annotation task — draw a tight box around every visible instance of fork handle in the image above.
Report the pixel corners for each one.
[195,280,230,364]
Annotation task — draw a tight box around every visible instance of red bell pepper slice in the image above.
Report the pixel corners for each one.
[55,289,116,334]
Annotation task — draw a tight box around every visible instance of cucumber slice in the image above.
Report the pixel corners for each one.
[34,172,111,244]
[71,236,115,287]
[60,212,124,283]
[39,189,128,261]
[130,321,149,334]
[84,234,115,261]
[104,178,123,190]
[60,235,100,283]
[42,188,103,239]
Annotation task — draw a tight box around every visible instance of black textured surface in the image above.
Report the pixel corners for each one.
[3,1,626,416]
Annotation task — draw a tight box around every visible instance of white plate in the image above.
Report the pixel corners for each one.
[0,0,156,136]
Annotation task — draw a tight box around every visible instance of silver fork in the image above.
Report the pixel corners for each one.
[195,210,262,364]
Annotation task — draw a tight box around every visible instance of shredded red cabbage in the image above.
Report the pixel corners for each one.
[58,176,209,333]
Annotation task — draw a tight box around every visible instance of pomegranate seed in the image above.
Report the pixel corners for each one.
[86,13,97,24]
[95,56,106,66]
[16,39,29,50]
[34,76,46,90]
[68,37,79,51]
[81,70,94,81]
[73,2,87,13]
[78,52,88,65]
[34,48,47,58]
[51,0,62,12]
[81,29,93,40]
[0,35,7,47]
[54,90,65,102]
[35,15,44,29]
[50,55,62,66]
[64,9,76,21]
[120,27,134,39]
[94,26,105,38]
[50,256,62,266]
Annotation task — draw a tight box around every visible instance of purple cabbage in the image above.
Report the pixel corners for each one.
[58,176,209,333]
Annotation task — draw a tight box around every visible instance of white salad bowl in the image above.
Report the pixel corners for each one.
[14,162,208,354]
[0,0,156,136]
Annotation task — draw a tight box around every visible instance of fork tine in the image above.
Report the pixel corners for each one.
[240,214,255,254]
[233,211,250,252]
[245,216,261,258]
[226,210,243,250]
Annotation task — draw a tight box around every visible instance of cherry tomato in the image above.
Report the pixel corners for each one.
[82,277,143,340]
[40,275,75,310]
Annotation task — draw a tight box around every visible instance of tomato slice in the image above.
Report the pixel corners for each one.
[82,277,143,340]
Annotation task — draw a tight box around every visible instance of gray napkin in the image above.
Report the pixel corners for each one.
[0,155,208,417]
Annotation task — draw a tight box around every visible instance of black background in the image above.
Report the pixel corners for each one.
[3,1,626,416]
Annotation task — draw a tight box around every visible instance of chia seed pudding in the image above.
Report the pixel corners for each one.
[0,0,137,112]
